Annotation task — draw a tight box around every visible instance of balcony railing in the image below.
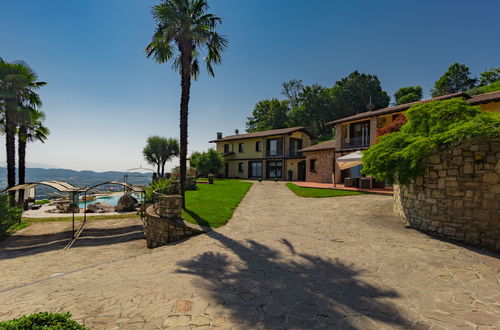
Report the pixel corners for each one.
[341,137,371,149]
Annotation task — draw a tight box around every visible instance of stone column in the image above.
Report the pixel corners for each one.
[158,195,182,219]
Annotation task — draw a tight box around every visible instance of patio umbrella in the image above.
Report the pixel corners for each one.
[336,151,363,170]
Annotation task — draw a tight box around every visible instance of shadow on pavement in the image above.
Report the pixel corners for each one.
[0,224,144,260]
[177,230,412,328]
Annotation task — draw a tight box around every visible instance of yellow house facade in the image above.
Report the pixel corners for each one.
[209,127,313,181]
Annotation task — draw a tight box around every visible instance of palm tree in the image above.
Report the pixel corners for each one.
[143,136,179,178]
[146,0,227,207]
[0,59,46,204]
[17,107,49,203]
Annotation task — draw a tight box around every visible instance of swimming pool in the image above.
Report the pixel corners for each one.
[77,194,142,209]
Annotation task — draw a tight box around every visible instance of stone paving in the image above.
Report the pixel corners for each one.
[0,181,499,329]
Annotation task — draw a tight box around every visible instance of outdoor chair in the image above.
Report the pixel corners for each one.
[344,177,355,187]
[360,177,372,189]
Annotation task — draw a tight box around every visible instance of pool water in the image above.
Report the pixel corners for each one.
[78,194,142,209]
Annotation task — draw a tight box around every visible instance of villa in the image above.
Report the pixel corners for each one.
[300,90,500,186]
[209,127,313,181]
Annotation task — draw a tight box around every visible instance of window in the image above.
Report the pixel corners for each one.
[238,162,244,173]
[249,161,262,178]
[310,159,316,172]
[238,143,244,153]
[223,144,230,153]
[290,138,303,156]
[266,138,283,156]
[267,161,282,178]
[255,141,262,152]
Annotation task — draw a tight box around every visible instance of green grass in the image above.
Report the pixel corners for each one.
[182,179,252,228]
[285,183,365,198]
[34,199,50,205]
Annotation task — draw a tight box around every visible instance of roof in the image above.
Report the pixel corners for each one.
[326,92,469,126]
[5,181,86,192]
[467,90,500,105]
[209,126,313,143]
[299,140,336,152]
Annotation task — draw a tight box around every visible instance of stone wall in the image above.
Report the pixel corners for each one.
[143,195,206,248]
[394,139,500,250]
[305,150,334,183]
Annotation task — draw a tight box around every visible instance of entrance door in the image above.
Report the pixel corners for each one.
[224,163,229,178]
[248,161,262,179]
[297,160,306,181]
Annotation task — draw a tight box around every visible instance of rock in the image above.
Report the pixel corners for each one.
[114,194,138,212]
[86,202,115,213]
[55,203,80,213]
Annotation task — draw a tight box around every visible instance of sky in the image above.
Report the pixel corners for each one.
[1,0,499,172]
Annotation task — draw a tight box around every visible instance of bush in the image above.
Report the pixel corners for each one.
[467,81,500,96]
[0,312,87,329]
[144,178,173,204]
[0,195,21,237]
[35,199,50,205]
[362,98,500,184]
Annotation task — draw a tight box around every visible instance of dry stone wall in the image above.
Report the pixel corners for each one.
[394,139,500,250]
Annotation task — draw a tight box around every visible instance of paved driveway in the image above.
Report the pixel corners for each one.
[1,182,499,329]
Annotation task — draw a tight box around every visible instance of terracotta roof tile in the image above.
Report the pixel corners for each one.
[299,140,336,152]
[326,92,469,126]
[467,90,500,105]
[209,127,312,143]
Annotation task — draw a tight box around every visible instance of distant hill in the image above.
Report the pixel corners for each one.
[0,161,59,169]
[0,167,153,198]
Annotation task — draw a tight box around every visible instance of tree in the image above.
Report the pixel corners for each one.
[0,59,46,204]
[17,108,49,203]
[146,0,227,207]
[394,86,423,105]
[189,148,223,177]
[246,99,289,132]
[362,98,500,184]
[289,85,335,138]
[431,63,477,97]
[331,71,390,117]
[281,79,304,111]
[143,136,179,178]
[479,67,500,86]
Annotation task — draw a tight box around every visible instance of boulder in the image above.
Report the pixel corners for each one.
[54,202,80,213]
[115,195,138,212]
[86,202,115,213]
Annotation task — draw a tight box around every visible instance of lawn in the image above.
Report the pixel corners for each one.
[183,179,252,228]
[285,183,364,198]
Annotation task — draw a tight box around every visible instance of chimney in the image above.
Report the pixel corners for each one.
[235,129,239,135]
[216,132,223,140]
[366,96,375,111]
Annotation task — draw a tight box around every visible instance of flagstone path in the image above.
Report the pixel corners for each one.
[1,182,499,329]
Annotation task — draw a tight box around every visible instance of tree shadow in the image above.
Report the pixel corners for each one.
[177,231,414,329]
[183,208,210,228]
[0,224,144,260]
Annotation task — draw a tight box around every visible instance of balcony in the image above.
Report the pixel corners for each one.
[341,137,371,149]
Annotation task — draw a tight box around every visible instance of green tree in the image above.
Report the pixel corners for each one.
[394,86,423,105]
[246,99,289,132]
[17,108,49,203]
[281,79,304,111]
[189,148,223,177]
[146,0,228,207]
[362,98,500,184]
[289,85,335,138]
[0,194,21,236]
[332,71,390,117]
[0,60,46,204]
[143,136,179,177]
[479,67,500,86]
[431,63,477,97]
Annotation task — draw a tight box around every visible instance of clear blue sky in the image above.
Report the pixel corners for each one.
[1,0,499,171]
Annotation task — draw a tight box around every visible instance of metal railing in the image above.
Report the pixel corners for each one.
[341,137,371,149]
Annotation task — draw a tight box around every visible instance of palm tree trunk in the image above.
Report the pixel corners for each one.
[18,125,27,205]
[5,101,17,206]
[179,45,192,208]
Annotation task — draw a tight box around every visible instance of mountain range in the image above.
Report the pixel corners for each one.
[0,167,153,198]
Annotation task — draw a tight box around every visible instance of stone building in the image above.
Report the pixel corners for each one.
[299,140,336,183]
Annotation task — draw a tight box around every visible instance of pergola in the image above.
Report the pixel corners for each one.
[4,180,145,249]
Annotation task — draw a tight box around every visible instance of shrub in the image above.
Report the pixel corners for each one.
[362,98,500,184]
[467,81,500,96]
[35,199,50,205]
[144,178,173,204]
[0,312,87,329]
[0,195,21,237]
